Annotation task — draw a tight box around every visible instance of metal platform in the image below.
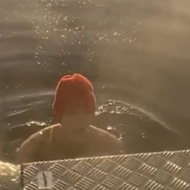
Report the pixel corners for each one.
[21,150,190,190]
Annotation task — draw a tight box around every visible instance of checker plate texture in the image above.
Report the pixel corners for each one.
[21,150,190,190]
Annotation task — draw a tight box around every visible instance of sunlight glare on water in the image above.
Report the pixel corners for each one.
[1,0,190,189]
[0,162,20,190]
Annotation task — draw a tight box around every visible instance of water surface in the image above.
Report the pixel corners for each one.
[1,0,190,189]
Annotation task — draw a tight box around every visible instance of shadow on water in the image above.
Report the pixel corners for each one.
[1,0,190,189]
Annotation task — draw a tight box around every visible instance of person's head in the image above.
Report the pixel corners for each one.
[52,73,96,129]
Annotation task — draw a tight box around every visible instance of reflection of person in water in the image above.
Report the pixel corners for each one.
[16,73,123,163]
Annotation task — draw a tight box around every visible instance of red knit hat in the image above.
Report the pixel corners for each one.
[52,73,96,123]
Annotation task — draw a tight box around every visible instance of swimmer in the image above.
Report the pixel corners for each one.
[16,74,123,163]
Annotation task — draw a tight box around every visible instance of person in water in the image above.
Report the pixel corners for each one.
[16,73,123,163]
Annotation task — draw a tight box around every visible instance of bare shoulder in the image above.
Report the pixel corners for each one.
[89,125,120,140]
[41,123,61,133]
[89,125,124,154]
[16,124,60,163]
[21,124,60,146]
[16,132,40,163]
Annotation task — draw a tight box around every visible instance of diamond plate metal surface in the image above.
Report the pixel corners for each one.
[21,150,190,190]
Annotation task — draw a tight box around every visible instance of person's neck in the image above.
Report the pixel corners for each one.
[60,122,87,133]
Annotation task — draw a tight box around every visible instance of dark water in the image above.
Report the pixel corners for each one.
[1,0,190,189]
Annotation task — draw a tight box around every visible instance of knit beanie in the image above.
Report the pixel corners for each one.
[52,73,96,123]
